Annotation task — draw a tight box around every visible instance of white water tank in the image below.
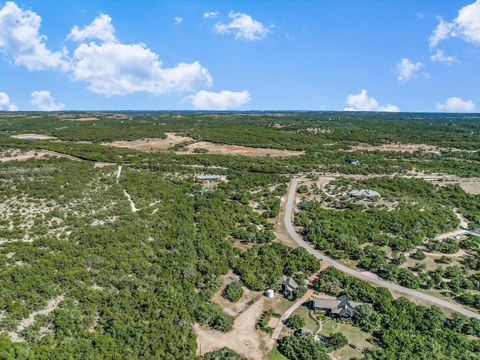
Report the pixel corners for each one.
[265,289,274,298]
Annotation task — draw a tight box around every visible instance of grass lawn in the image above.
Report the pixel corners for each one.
[269,346,288,360]
[321,318,371,359]
[272,297,294,315]
[292,305,319,331]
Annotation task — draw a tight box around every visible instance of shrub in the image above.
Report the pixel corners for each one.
[285,315,305,330]
[223,281,244,303]
[329,332,348,350]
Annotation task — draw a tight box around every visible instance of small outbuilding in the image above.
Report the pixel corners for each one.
[283,276,299,300]
[265,289,275,298]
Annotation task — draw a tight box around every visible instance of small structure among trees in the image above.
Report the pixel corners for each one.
[283,276,299,300]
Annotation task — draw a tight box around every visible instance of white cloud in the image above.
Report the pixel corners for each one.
[344,89,399,112]
[429,17,454,47]
[174,16,183,25]
[187,90,251,110]
[0,3,214,99]
[214,11,271,41]
[0,1,68,70]
[30,90,64,111]
[429,1,480,47]
[416,12,425,20]
[67,13,116,43]
[71,42,212,96]
[436,97,475,112]
[430,49,457,63]
[0,91,17,111]
[396,58,423,83]
[203,11,220,19]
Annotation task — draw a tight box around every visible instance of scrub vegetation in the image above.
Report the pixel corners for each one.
[0,111,479,359]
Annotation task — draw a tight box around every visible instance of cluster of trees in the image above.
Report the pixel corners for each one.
[278,333,329,360]
[233,243,319,292]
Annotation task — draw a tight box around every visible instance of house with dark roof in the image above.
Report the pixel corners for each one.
[309,295,364,318]
[283,276,299,300]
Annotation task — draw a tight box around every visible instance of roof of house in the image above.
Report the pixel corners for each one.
[285,276,299,290]
[348,189,380,198]
[311,295,364,313]
[195,175,227,180]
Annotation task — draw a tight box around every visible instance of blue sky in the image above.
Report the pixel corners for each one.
[0,0,479,112]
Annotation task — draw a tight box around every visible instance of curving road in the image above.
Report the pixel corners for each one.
[284,178,480,319]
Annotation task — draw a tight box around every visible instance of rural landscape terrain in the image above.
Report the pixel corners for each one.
[0,111,479,359]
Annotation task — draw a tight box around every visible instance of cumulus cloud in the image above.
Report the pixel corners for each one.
[430,49,457,63]
[396,58,423,83]
[0,91,17,111]
[344,89,399,112]
[436,97,475,112]
[187,90,251,110]
[0,3,216,99]
[71,42,212,96]
[214,11,271,41]
[0,1,68,70]
[429,1,480,47]
[203,11,219,19]
[67,13,116,43]
[174,16,183,25]
[30,90,64,111]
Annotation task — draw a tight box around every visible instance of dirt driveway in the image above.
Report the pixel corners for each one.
[194,297,273,359]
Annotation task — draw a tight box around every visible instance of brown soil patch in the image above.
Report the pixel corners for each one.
[346,143,442,153]
[0,149,78,162]
[194,296,273,360]
[458,182,480,195]
[181,141,304,157]
[212,272,259,318]
[11,134,56,140]
[64,117,99,121]
[102,133,192,151]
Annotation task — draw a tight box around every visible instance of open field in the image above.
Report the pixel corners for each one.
[10,134,56,140]
[181,141,305,157]
[102,133,192,151]
[346,143,444,153]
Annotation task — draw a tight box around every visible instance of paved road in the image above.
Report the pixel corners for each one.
[284,178,480,319]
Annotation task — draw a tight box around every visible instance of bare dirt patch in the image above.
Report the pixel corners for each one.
[63,117,99,122]
[0,150,51,162]
[102,133,192,151]
[194,296,273,360]
[346,143,443,153]
[182,141,305,157]
[212,272,259,317]
[457,181,480,195]
[11,134,56,140]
